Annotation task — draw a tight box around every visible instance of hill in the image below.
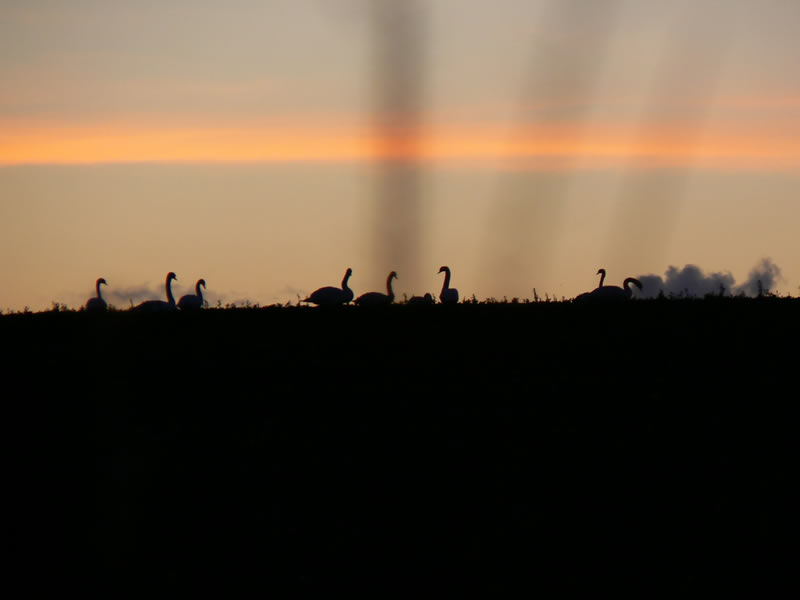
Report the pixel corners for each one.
[3,299,798,592]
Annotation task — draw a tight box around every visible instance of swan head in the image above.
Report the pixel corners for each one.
[197,279,206,288]
[389,271,398,281]
[167,272,177,282]
[596,268,606,276]
[96,278,107,287]
[438,266,450,274]
[345,268,352,277]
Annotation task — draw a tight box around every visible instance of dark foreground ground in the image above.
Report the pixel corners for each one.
[3,298,799,592]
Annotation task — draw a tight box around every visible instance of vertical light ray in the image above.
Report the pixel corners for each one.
[605,1,741,274]
[483,0,620,297]
[368,0,428,291]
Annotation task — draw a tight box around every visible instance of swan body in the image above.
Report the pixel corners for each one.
[438,266,459,304]
[355,271,397,306]
[587,277,643,301]
[133,272,178,312]
[86,278,108,312]
[178,279,206,311]
[304,268,354,307]
[407,293,434,306]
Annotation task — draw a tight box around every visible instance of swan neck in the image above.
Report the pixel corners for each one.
[623,278,639,297]
[599,271,605,287]
[441,269,451,293]
[166,277,175,305]
[96,281,103,299]
[341,272,351,292]
[195,282,204,303]
[386,276,395,301]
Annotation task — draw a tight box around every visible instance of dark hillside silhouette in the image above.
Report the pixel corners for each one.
[3,299,798,592]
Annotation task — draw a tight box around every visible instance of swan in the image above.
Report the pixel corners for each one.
[588,277,643,301]
[573,268,608,303]
[407,293,434,305]
[178,279,206,311]
[86,278,108,312]
[438,266,459,304]
[133,272,178,312]
[355,271,397,306]
[303,268,354,307]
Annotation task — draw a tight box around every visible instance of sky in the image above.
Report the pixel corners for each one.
[1,0,798,310]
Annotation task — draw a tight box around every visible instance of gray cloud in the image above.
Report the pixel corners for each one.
[636,264,735,298]
[637,258,782,298]
[733,258,783,297]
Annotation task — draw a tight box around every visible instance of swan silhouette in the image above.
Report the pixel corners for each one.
[86,278,107,312]
[438,266,459,304]
[178,279,206,311]
[133,272,178,312]
[407,292,434,305]
[588,277,643,301]
[355,271,397,306]
[574,268,609,303]
[303,268,354,306]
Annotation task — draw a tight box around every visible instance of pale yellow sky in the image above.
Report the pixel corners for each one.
[1,0,798,310]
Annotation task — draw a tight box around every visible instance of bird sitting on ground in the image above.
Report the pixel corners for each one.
[178,279,206,311]
[133,272,178,312]
[303,268,354,307]
[86,278,108,312]
[407,293,434,306]
[355,271,397,306]
[438,266,459,304]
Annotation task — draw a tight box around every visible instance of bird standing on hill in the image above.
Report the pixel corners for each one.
[86,278,108,312]
[303,268,354,307]
[178,279,206,311]
[133,272,178,312]
[438,266,459,304]
[355,271,397,306]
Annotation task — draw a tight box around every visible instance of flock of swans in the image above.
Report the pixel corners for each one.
[85,272,206,313]
[84,266,642,312]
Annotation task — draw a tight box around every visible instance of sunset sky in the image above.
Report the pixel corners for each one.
[1,0,798,310]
